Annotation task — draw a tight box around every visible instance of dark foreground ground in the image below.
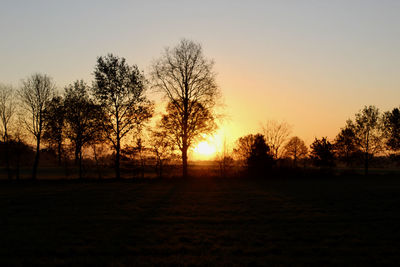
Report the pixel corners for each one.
[1,176,400,266]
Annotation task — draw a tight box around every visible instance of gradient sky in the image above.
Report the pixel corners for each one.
[1,0,400,153]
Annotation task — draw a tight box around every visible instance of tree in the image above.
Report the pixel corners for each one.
[93,54,153,179]
[43,95,65,166]
[247,134,274,173]
[0,84,16,179]
[64,80,104,179]
[19,73,55,180]
[215,138,234,177]
[310,137,335,168]
[233,134,256,164]
[0,84,15,142]
[151,39,220,177]
[334,125,358,166]
[261,120,292,159]
[349,106,382,175]
[383,107,400,152]
[284,136,308,167]
[150,129,175,178]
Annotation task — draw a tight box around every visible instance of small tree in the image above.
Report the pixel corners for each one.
[261,120,292,159]
[310,137,335,168]
[43,95,65,166]
[0,84,16,179]
[284,136,308,167]
[19,73,55,180]
[151,39,220,177]
[93,54,153,179]
[383,107,400,153]
[150,129,175,178]
[233,134,256,165]
[247,134,274,173]
[349,106,382,175]
[334,125,359,166]
[215,138,234,177]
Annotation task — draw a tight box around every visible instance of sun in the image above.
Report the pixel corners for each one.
[193,141,216,158]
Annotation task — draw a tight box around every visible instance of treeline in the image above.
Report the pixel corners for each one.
[0,39,220,180]
[231,106,400,176]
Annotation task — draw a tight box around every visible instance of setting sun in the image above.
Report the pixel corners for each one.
[193,141,216,158]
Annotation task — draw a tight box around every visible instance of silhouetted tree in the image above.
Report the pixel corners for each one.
[383,107,400,152]
[151,39,220,177]
[19,73,55,179]
[150,129,175,178]
[64,80,104,179]
[215,138,234,177]
[93,54,153,179]
[233,134,256,165]
[261,120,292,159]
[334,125,358,166]
[284,136,308,167]
[349,106,382,175]
[0,84,16,179]
[310,137,335,168]
[247,134,274,173]
[43,96,65,166]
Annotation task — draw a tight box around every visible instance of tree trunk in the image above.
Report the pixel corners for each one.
[78,150,83,179]
[32,137,40,180]
[5,141,11,180]
[57,141,62,166]
[182,144,188,178]
[116,139,121,179]
[364,152,369,176]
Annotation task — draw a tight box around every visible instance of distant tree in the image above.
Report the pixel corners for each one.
[19,73,55,180]
[150,129,175,178]
[310,137,335,168]
[93,54,153,179]
[233,134,256,164]
[261,120,292,159]
[383,107,400,152]
[64,80,104,179]
[349,106,382,175]
[0,84,15,142]
[0,84,16,179]
[247,134,274,172]
[215,138,234,177]
[334,125,359,166]
[284,136,308,167]
[151,39,220,177]
[43,96,65,166]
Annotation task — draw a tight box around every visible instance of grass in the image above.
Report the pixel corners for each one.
[1,176,400,266]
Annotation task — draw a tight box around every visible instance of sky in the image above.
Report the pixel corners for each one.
[1,0,400,157]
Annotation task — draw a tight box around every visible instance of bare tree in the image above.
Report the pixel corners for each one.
[215,137,234,177]
[0,84,15,142]
[93,54,153,179]
[284,136,308,167]
[0,84,16,179]
[151,39,220,177]
[19,73,55,179]
[348,105,382,175]
[261,120,292,159]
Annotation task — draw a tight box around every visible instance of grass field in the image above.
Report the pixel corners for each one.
[1,176,400,266]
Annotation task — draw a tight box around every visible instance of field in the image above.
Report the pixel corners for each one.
[1,176,400,266]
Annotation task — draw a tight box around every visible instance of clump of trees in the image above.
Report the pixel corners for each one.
[3,38,400,180]
[0,39,223,180]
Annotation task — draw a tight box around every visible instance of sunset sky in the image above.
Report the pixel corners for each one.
[1,1,400,157]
